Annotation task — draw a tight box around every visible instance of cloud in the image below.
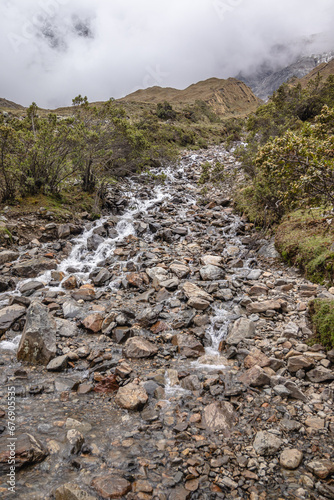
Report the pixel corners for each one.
[0,0,333,107]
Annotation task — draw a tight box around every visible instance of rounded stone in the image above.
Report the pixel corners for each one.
[280,448,303,469]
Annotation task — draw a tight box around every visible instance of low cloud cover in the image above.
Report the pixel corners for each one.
[1,0,333,108]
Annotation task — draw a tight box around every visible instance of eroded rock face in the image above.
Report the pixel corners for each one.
[17,301,56,365]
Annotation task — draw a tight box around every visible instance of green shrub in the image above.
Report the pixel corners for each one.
[311,299,334,349]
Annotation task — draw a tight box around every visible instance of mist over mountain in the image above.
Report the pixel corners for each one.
[0,0,334,108]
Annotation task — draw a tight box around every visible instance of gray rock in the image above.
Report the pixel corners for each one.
[56,318,78,337]
[306,366,334,383]
[226,317,256,345]
[12,258,57,278]
[92,268,112,286]
[62,301,83,320]
[0,250,19,265]
[67,429,84,454]
[273,385,292,397]
[47,354,69,371]
[199,264,224,281]
[19,280,44,297]
[87,234,104,251]
[253,431,283,456]
[287,356,314,373]
[17,301,56,365]
[182,282,213,303]
[202,402,237,435]
[58,224,71,239]
[0,304,26,333]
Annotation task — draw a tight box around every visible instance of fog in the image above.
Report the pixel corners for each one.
[0,0,333,107]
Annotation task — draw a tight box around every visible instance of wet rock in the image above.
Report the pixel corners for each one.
[115,383,148,410]
[0,433,48,472]
[126,272,148,288]
[202,401,237,435]
[180,374,202,392]
[92,475,131,499]
[0,304,26,333]
[0,276,16,292]
[226,317,255,345]
[47,354,69,371]
[113,326,131,344]
[239,365,271,387]
[307,459,334,479]
[306,366,334,382]
[258,240,280,259]
[93,268,112,286]
[82,313,104,333]
[87,234,104,251]
[0,250,19,265]
[62,276,78,290]
[199,264,224,281]
[19,280,45,296]
[253,431,283,456]
[246,299,287,314]
[279,448,303,469]
[54,483,97,500]
[182,282,213,303]
[158,277,180,291]
[66,429,84,455]
[172,334,205,358]
[249,285,268,296]
[123,337,158,358]
[65,418,92,433]
[287,355,315,373]
[136,306,161,327]
[12,258,57,278]
[17,301,56,365]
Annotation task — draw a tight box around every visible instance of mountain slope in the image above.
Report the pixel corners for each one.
[120,77,261,117]
[296,59,334,87]
[239,51,334,100]
[0,98,24,110]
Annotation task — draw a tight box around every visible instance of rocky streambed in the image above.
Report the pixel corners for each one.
[0,146,333,500]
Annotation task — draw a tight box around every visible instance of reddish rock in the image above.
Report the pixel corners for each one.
[244,348,271,369]
[91,475,131,498]
[246,299,287,314]
[62,276,78,290]
[72,286,96,301]
[239,365,271,387]
[151,320,168,334]
[82,313,104,333]
[94,375,119,394]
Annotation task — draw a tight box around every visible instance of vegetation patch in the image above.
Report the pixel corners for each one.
[275,208,334,284]
[310,298,334,349]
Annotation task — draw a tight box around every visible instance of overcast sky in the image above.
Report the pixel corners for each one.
[0,0,333,108]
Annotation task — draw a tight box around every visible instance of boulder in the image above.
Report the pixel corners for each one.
[123,337,158,358]
[253,431,283,456]
[92,475,131,499]
[201,255,223,266]
[306,459,334,479]
[19,280,44,296]
[244,348,271,369]
[0,433,48,472]
[202,402,237,435]
[239,365,271,387]
[56,318,78,337]
[182,282,213,303]
[71,287,96,302]
[0,304,26,333]
[82,313,104,333]
[287,356,314,373]
[199,265,224,281]
[92,268,112,286]
[57,224,71,239]
[0,250,19,265]
[246,299,287,314]
[306,366,334,383]
[12,258,57,278]
[47,354,69,371]
[17,301,56,365]
[226,317,255,345]
[280,448,303,470]
[169,263,190,278]
[115,383,148,410]
[172,334,205,358]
